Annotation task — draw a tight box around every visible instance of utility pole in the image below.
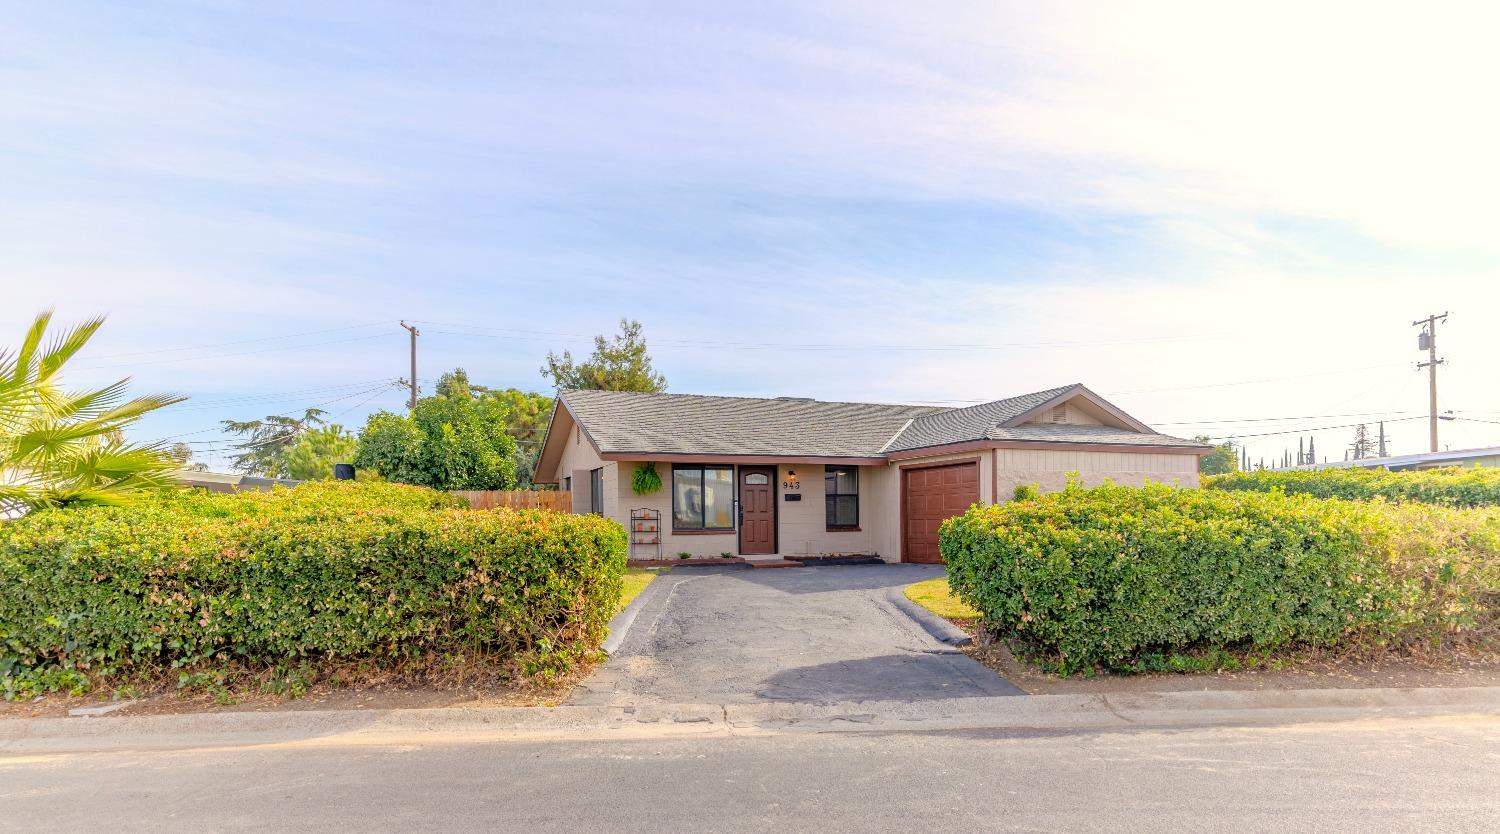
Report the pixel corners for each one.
[399,321,420,410]
[1412,312,1448,453]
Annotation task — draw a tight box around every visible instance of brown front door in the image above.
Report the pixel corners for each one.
[738,466,776,555]
[902,461,980,563]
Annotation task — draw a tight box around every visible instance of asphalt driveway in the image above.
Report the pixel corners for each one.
[569,564,1022,706]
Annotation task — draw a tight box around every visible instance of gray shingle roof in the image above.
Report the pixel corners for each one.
[884,384,1081,451]
[558,386,1206,459]
[560,390,940,458]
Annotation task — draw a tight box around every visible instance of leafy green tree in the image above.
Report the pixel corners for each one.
[477,387,553,487]
[220,408,326,477]
[541,318,666,392]
[1195,436,1240,475]
[166,441,209,473]
[0,310,185,513]
[433,368,554,487]
[284,424,358,481]
[352,412,426,483]
[355,391,518,491]
[435,367,474,399]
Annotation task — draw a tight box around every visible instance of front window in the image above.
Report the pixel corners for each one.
[673,465,735,530]
[825,465,858,529]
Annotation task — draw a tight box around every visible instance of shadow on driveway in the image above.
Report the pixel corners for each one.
[760,652,1024,701]
[710,562,948,595]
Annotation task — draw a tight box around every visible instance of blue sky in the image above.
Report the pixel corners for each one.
[3,1,1498,468]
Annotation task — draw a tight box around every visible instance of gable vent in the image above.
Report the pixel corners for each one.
[1049,405,1067,423]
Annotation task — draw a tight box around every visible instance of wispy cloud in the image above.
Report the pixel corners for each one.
[1,1,1495,468]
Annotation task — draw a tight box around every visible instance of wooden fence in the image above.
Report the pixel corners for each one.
[450,490,573,512]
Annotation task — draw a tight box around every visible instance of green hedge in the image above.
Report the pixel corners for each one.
[0,482,627,697]
[1205,466,1500,508]
[942,483,1500,674]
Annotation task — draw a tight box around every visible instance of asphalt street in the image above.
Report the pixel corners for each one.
[4,715,1498,832]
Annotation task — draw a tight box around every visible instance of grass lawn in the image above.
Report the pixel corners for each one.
[904,577,980,621]
[619,568,661,613]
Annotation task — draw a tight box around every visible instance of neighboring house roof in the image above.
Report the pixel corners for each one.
[536,385,1207,480]
[1300,446,1500,471]
[172,470,302,493]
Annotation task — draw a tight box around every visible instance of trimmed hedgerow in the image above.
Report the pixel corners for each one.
[1205,466,1500,508]
[942,483,1500,674]
[0,482,626,698]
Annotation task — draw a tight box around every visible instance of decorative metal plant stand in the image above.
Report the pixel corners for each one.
[630,508,661,560]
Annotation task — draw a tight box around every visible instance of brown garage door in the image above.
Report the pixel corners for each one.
[902,461,980,563]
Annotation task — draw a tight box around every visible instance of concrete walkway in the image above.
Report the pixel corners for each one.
[569,563,1023,706]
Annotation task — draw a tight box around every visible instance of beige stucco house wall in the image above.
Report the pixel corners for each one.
[597,460,886,560]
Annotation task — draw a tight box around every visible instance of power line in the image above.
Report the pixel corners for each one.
[1152,410,1422,427]
[78,322,390,361]
[413,320,1238,352]
[329,386,401,423]
[1452,416,1500,428]
[1201,415,1427,442]
[161,379,398,412]
[150,383,400,444]
[73,332,393,371]
[1107,363,1407,396]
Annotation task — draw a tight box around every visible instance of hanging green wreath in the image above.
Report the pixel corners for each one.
[632,461,663,495]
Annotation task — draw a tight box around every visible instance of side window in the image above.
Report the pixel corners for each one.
[589,467,604,515]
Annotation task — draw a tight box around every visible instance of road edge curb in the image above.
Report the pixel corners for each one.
[887,586,973,647]
[602,570,671,655]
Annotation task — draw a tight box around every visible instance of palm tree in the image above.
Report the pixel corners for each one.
[0,311,186,515]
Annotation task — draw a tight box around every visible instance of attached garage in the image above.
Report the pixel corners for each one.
[901,460,980,563]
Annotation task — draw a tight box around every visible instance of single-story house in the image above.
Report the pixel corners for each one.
[534,383,1210,563]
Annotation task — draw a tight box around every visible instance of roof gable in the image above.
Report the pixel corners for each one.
[533,399,580,483]
[999,384,1153,433]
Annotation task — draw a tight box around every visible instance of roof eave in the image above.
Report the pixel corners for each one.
[531,398,570,484]
[597,451,888,465]
[886,438,1213,461]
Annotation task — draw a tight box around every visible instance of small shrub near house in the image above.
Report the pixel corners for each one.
[1205,466,1500,508]
[942,483,1500,675]
[0,482,627,699]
